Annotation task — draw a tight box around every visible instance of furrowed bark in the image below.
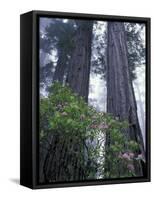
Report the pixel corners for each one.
[106,22,145,177]
[52,49,67,84]
[66,20,93,102]
[41,20,93,183]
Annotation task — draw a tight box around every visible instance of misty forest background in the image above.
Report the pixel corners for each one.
[39,17,146,183]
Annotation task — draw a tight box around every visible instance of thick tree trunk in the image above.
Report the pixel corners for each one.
[106,22,145,176]
[41,21,93,183]
[52,49,67,84]
[42,135,86,182]
[66,21,93,102]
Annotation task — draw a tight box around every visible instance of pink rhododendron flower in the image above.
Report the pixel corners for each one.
[122,152,131,160]
[90,124,97,129]
[129,152,135,159]
[127,164,134,172]
[98,123,108,129]
[104,124,109,129]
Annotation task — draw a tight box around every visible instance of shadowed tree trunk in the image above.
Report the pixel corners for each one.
[52,49,68,84]
[105,22,145,177]
[41,20,93,183]
[67,20,93,102]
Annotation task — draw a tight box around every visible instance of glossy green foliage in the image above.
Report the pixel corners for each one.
[40,83,143,179]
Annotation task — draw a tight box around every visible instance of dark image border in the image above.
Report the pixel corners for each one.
[21,10,151,189]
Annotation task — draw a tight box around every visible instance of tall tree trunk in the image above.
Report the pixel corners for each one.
[134,81,145,147]
[52,49,67,84]
[42,20,93,183]
[106,22,145,177]
[67,20,93,102]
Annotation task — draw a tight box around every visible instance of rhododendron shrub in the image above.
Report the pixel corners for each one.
[103,117,144,178]
[40,83,143,179]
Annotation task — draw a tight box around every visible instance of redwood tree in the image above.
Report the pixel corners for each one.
[67,20,93,102]
[106,22,145,176]
[41,20,93,183]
